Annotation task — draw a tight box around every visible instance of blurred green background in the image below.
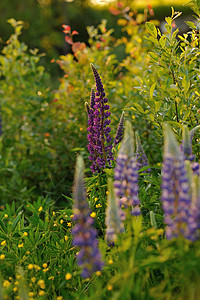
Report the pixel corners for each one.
[0,0,192,79]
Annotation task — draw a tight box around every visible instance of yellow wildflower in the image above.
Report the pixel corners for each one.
[31,277,36,283]
[18,243,24,248]
[3,280,10,288]
[1,240,6,246]
[39,290,46,296]
[0,254,5,260]
[90,212,96,218]
[107,284,113,291]
[65,273,72,280]
[70,214,74,218]
[38,206,43,212]
[29,292,34,297]
[64,235,68,241]
[67,222,72,227]
[42,263,48,269]
[4,214,8,218]
[48,276,54,280]
[57,297,63,300]
[60,219,64,224]
[13,286,18,292]
[28,264,34,270]
[23,232,28,237]
[96,271,101,276]
[108,259,113,265]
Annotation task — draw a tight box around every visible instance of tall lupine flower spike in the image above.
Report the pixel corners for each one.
[105,178,124,245]
[162,124,193,240]
[72,155,104,278]
[184,161,200,240]
[135,132,151,173]
[87,64,114,173]
[114,111,125,146]
[181,125,199,175]
[114,121,141,217]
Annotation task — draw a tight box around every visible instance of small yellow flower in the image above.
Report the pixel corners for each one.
[38,206,43,212]
[16,275,21,280]
[94,197,98,202]
[3,280,10,288]
[18,243,24,248]
[95,204,102,208]
[43,263,48,269]
[29,292,34,297]
[96,271,101,276]
[67,222,72,227]
[107,284,113,291]
[53,211,55,216]
[43,268,49,273]
[26,251,30,254]
[13,286,18,292]
[1,240,6,246]
[48,276,54,280]
[65,273,72,280]
[34,264,41,270]
[70,214,74,218]
[39,290,46,296]
[90,212,96,218]
[108,259,113,265]
[28,264,34,270]
[23,232,28,237]
[31,277,36,283]
[4,214,8,218]
[9,277,12,281]
[0,254,5,260]
[64,235,68,241]
[57,297,63,300]
[60,219,64,224]
[106,191,109,195]
[15,281,19,286]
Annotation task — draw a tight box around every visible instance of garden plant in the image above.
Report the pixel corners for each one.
[0,0,200,299]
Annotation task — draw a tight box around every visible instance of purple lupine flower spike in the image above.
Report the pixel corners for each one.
[105,178,124,245]
[181,125,199,175]
[114,111,125,146]
[114,121,141,218]
[135,132,151,173]
[87,64,114,173]
[162,123,195,240]
[72,155,104,278]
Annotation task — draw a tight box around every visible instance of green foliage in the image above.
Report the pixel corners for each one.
[0,1,200,299]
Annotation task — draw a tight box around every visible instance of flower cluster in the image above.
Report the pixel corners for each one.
[87,64,114,173]
[161,124,200,241]
[135,132,151,173]
[72,155,104,278]
[114,121,141,217]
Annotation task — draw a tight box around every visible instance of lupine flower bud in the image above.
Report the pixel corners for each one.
[135,132,151,173]
[114,111,125,146]
[87,64,114,173]
[162,124,195,240]
[114,121,141,217]
[105,178,124,245]
[72,155,104,278]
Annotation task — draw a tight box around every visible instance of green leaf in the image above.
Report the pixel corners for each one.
[145,22,157,38]
[150,82,156,98]
[131,103,145,114]
[185,21,196,30]
[182,74,190,92]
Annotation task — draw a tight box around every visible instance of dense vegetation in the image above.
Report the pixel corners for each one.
[0,1,200,299]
